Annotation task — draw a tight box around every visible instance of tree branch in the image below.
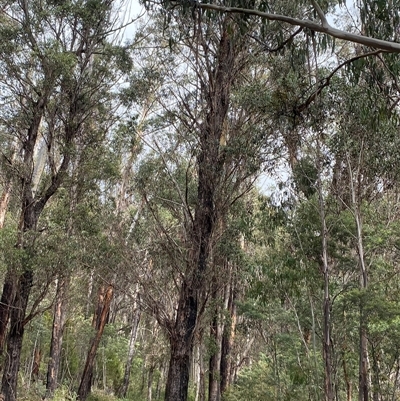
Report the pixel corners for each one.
[183,1,400,53]
[297,50,383,112]
[310,0,328,28]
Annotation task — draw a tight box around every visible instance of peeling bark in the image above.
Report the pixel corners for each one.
[77,285,114,401]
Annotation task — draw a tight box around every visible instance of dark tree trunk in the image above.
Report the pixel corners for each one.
[1,270,33,401]
[165,284,197,401]
[370,343,380,401]
[164,20,236,401]
[45,276,69,399]
[359,320,369,401]
[0,271,16,355]
[77,284,113,401]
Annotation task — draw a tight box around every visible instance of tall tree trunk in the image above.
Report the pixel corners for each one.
[347,152,369,401]
[77,284,114,401]
[316,144,334,401]
[209,274,226,401]
[0,145,22,354]
[45,276,69,399]
[118,299,141,398]
[194,336,206,401]
[1,270,33,401]
[164,19,236,401]
[220,278,237,395]
[208,309,222,401]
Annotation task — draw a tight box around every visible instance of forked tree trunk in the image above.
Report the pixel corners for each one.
[45,276,69,398]
[77,284,114,401]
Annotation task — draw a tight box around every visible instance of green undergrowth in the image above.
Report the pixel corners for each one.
[18,385,136,401]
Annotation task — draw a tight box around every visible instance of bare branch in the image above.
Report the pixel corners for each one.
[297,50,383,112]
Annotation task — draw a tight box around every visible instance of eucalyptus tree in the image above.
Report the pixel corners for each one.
[0,1,129,399]
[122,7,283,399]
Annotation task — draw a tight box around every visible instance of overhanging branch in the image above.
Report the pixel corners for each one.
[184,1,400,53]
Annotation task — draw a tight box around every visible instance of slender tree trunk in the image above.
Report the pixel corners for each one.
[31,344,42,383]
[220,275,237,395]
[118,300,141,398]
[147,365,154,401]
[45,276,69,399]
[317,156,334,401]
[347,152,369,401]
[208,308,222,401]
[77,284,114,401]
[342,313,352,401]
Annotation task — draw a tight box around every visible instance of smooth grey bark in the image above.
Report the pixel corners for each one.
[178,0,400,53]
[346,152,369,401]
[118,302,141,398]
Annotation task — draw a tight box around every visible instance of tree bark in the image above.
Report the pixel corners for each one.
[164,19,236,401]
[77,284,114,401]
[346,152,369,401]
[0,183,12,229]
[31,344,42,383]
[1,270,33,401]
[45,276,69,399]
[118,300,141,398]
[220,279,237,395]
[147,365,154,401]
[0,271,17,355]
[317,146,334,401]
[165,283,197,401]
[208,313,222,401]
